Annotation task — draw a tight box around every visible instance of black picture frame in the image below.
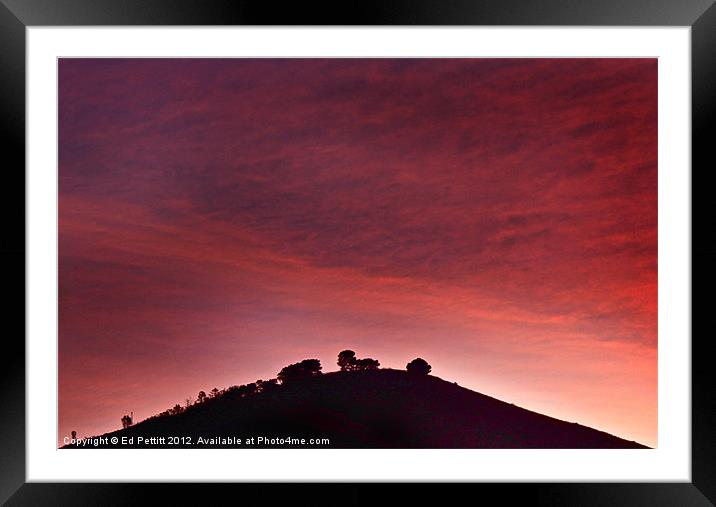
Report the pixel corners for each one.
[1,1,712,504]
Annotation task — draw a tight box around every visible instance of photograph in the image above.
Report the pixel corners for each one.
[58,57,657,450]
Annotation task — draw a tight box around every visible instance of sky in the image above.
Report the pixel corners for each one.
[58,58,657,447]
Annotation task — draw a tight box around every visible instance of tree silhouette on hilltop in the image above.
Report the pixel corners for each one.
[337,350,380,371]
[277,359,322,383]
[337,350,357,371]
[406,358,431,375]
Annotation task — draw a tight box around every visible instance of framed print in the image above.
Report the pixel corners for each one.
[1,0,713,504]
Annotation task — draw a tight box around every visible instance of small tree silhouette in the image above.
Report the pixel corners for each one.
[197,391,207,404]
[71,430,77,440]
[354,358,380,371]
[277,359,322,384]
[337,350,357,371]
[121,414,133,428]
[210,387,220,398]
[406,358,431,375]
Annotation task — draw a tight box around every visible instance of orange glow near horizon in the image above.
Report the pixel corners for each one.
[58,59,657,447]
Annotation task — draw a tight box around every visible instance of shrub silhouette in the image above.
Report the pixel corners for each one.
[197,391,207,404]
[226,382,259,398]
[257,378,279,392]
[337,350,357,371]
[354,358,380,370]
[277,359,322,384]
[406,358,431,375]
[71,430,77,440]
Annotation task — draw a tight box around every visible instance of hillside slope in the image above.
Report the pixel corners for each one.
[67,369,647,448]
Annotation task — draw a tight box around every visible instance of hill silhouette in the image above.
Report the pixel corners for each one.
[65,368,647,448]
